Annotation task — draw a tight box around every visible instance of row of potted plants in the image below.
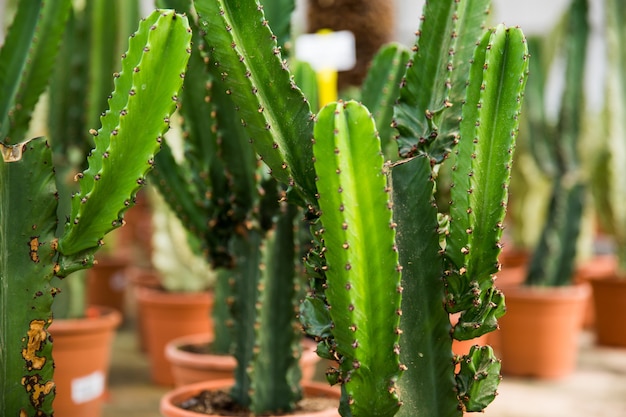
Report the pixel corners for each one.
[3,0,626,416]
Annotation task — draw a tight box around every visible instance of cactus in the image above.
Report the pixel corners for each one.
[0,8,191,415]
[184,0,529,416]
[592,0,626,275]
[48,0,142,319]
[522,0,589,286]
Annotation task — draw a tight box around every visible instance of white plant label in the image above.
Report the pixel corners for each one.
[71,370,105,404]
[295,30,356,71]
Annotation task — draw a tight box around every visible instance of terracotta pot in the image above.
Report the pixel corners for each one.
[591,275,626,347]
[497,284,590,379]
[87,256,130,316]
[126,267,162,352]
[160,379,341,417]
[165,333,321,387]
[486,266,527,354]
[575,255,618,329]
[49,306,122,417]
[136,286,214,385]
[114,188,153,267]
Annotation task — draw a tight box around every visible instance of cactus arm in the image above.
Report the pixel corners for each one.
[439,0,491,139]
[393,0,457,159]
[0,0,72,144]
[313,101,402,417]
[229,229,263,409]
[194,0,317,205]
[1,138,58,416]
[260,0,296,51]
[605,0,626,273]
[391,155,459,417]
[84,0,119,136]
[446,26,529,332]
[526,0,588,287]
[251,203,302,414]
[454,345,501,412]
[360,43,410,160]
[57,10,191,268]
[291,59,320,112]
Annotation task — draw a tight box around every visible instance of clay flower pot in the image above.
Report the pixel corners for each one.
[591,274,626,347]
[165,333,321,387]
[136,286,214,385]
[497,284,590,379]
[87,256,130,316]
[48,306,122,417]
[575,254,619,330]
[160,379,340,417]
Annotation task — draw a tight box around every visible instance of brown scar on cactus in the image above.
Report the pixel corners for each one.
[28,236,42,263]
[21,320,49,371]
[21,374,54,409]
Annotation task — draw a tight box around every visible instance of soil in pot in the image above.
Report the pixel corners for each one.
[49,305,122,417]
[160,379,340,417]
[497,283,589,379]
[165,333,321,387]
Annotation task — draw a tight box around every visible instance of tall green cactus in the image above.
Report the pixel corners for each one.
[524,0,588,287]
[592,0,626,275]
[147,0,311,413]
[97,1,533,416]
[0,9,191,415]
[48,0,142,319]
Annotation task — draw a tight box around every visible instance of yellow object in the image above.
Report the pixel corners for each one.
[317,68,338,108]
[316,29,338,108]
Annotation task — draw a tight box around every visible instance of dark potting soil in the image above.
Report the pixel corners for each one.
[177,389,338,416]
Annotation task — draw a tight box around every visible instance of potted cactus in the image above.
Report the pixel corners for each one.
[159,0,529,416]
[587,0,626,348]
[136,189,216,386]
[495,0,592,379]
[0,4,192,416]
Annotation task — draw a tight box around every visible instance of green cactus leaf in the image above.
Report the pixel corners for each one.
[291,59,320,113]
[455,345,501,412]
[0,0,72,144]
[313,100,402,417]
[361,42,410,159]
[261,0,296,51]
[446,25,529,322]
[229,229,263,409]
[300,296,333,339]
[251,203,302,414]
[1,137,58,416]
[194,0,317,205]
[393,0,489,163]
[390,155,460,417]
[57,10,191,264]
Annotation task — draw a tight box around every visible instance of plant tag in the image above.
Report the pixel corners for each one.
[295,30,356,71]
[71,371,105,404]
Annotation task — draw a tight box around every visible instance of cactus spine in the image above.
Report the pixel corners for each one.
[0,9,191,415]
